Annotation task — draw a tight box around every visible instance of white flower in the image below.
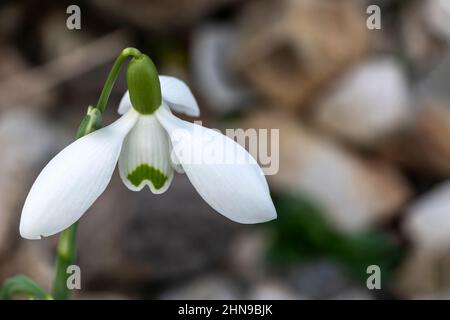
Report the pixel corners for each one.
[20,76,277,239]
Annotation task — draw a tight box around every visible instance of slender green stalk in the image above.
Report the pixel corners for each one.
[51,47,141,300]
[51,223,78,300]
[96,47,142,113]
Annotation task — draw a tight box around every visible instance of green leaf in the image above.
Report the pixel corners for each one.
[266,194,403,282]
[0,275,52,300]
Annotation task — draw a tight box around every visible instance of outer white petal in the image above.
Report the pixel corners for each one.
[118,91,131,115]
[20,109,139,239]
[167,139,184,174]
[155,107,277,224]
[160,75,200,117]
[119,114,173,194]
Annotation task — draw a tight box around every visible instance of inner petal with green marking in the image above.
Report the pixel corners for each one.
[118,114,174,194]
[127,163,168,190]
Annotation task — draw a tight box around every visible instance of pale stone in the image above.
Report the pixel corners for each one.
[385,52,450,175]
[313,59,412,146]
[394,249,450,298]
[227,231,268,282]
[423,0,450,41]
[247,281,303,300]
[233,0,371,110]
[243,111,410,232]
[403,181,450,251]
[191,23,251,114]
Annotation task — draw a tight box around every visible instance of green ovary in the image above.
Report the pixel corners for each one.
[127,163,168,189]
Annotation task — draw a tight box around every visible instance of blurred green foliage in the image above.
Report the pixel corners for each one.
[266,194,404,283]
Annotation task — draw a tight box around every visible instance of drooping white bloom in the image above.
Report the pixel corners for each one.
[20,76,277,239]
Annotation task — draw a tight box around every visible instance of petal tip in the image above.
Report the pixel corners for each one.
[19,222,43,240]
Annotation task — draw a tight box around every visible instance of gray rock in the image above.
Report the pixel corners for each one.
[191,23,252,114]
[286,260,355,299]
[394,249,450,298]
[233,0,371,110]
[423,0,450,41]
[247,281,303,300]
[226,230,268,282]
[404,181,450,251]
[313,58,412,146]
[331,287,374,300]
[244,111,410,232]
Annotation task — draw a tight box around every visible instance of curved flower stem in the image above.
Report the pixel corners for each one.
[51,47,142,300]
[96,47,142,113]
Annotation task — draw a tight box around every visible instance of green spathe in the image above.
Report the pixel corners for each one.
[126,54,161,115]
[127,163,168,189]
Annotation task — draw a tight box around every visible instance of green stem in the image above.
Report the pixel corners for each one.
[96,47,142,113]
[52,223,78,300]
[51,47,141,300]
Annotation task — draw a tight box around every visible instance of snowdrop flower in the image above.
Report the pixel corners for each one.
[20,55,277,239]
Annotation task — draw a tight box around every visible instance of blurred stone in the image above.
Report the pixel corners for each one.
[403,181,450,252]
[380,105,450,176]
[247,281,303,300]
[243,111,410,232]
[423,0,450,41]
[39,11,94,61]
[233,0,371,111]
[413,104,450,174]
[159,275,240,299]
[92,0,240,31]
[417,49,450,105]
[313,58,412,146]
[286,260,355,299]
[77,174,239,291]
[398,180,450,297]
[227,230,268,281]
[401,1,450,68]
[191,23,252,114]
[394,249,450,298]
[331,287,373,300]
[0,110,66,256]
[381,52,450,175]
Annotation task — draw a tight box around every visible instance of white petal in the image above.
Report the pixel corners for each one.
[156,107,276,224]
[160,75,200,117]
[168,139,184,174]
[118,91,131,115]
[20,109,139,239]
[119,114,173,194]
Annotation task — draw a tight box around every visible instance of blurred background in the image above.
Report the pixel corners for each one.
[0,0,450,299]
